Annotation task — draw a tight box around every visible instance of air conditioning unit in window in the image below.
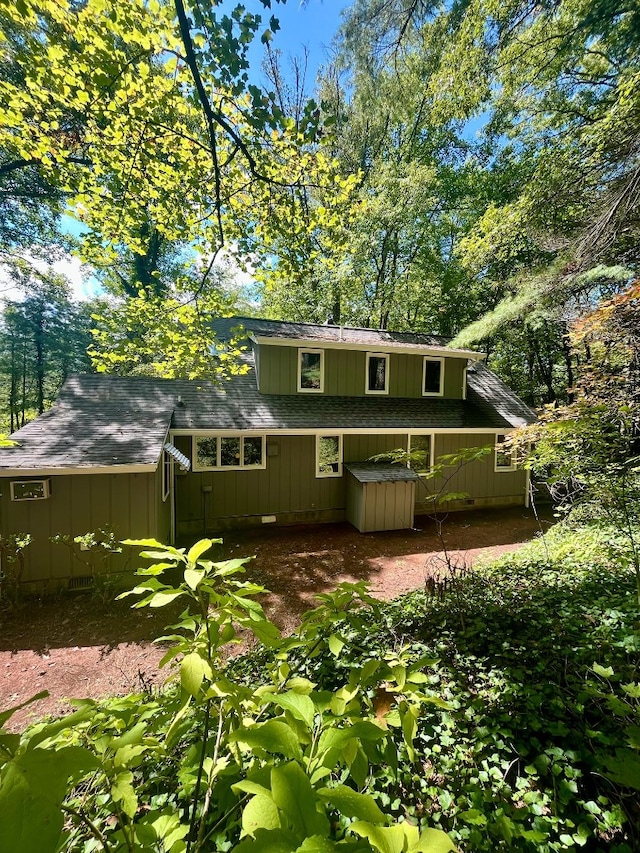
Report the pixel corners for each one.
[10,479,51,501]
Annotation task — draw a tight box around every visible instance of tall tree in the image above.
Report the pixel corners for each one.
[0,267,93,431]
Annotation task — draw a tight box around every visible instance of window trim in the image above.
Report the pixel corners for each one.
[192,433,267,471]
[407,432,435,476]
[162,450,171,501]
[298,348,324,393]
[494,433,517,472]
[316,433,343,478]
[365,352,389,395]
[422,356,445,397]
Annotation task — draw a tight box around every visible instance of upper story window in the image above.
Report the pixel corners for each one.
[193,434,266,471]
[423,357,444,396]
[298,348,324,393]
[495,434,516,472]
[366,353,389,394]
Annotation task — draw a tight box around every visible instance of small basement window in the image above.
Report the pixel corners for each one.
[193,434,266,471]
[366,352,389,394]
[423,357,444,396]
[317,434,342,477]
[408,434,433,475]
[10,479,50,501]
[495,434,516,471]
[298,349,324,392]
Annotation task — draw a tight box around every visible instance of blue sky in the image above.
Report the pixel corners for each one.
[220,0,350,88]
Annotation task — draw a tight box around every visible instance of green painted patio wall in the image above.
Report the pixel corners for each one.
[256,344,467,399]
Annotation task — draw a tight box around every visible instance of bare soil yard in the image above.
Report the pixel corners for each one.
[0,506,554,730]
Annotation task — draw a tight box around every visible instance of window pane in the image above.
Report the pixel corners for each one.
[243,436,263,466]
[318,435,340,474]
[368,356,386,391]
[424,359,442,393]
[220,436,241,466]
[496,435,512,468]
[409,435,431,473]
[196,437,218,468]
[300,351,322,389]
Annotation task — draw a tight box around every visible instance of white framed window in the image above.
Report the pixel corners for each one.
[365,352,389,394]
[407,433,434,475]
[423,357,444,396]
[316,434,343,478]
[10,479,50,501]
[193,434,266,471]
[495,433,516,472]
[298,348,324,393]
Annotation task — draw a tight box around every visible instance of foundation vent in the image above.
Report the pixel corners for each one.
[68,575,94,590]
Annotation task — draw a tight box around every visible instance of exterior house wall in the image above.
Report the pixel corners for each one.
[418,433,527,512]
[0,472,162,588]
[173,431,526,537]
[255,344,468,399]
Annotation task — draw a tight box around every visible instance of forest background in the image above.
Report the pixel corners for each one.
[0,0,638,436]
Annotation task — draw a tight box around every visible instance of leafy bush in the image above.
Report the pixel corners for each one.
[0,538,455,853]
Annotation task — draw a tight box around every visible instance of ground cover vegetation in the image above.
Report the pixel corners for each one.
[1,522,639,852]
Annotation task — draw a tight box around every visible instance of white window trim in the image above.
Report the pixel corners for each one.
[407,432,435,476]
[10,479,51,501]
[162,451,171,501]
[462,365,468,400]
[494,433,517,472]
[192,433,267,471]
[422,356,445,397]
[298,348,324,393]
[316,433,343,478]
[365,352,389,395]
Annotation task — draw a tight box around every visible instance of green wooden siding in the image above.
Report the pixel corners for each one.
[0,472,161,584]
[256,344,467,399]
[415,433,527,509]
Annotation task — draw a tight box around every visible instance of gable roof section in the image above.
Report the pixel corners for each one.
[211,316,483,359]
[0,375,174,474]
[0,321,536,474]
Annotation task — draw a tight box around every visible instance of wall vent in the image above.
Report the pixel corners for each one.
[68,575,94,590]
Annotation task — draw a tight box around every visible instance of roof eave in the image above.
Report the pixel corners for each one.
[251,335,485,361]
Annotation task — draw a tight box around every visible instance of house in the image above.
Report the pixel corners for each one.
[0,317,535,588]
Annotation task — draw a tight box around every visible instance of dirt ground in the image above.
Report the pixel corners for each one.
[0,506,554,730]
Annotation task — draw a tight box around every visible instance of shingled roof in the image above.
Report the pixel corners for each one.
[210,316,481,357]
[0,319,535,474]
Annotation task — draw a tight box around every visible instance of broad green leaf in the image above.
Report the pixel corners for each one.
[109,721,147,750]
[412,828,458,852]
[184,567,205,590]
[350,821,405,853]
[180,653,209,697]
[269,692,316,728]
[296,837,342,852]
[233,827,300,852]
[111,770,138,818]
[148,590,185,607]
[317,785,387,823]
[0,746,98,853]
[328,634,345,656]
[187,539,214,564]
[271,762,330,839]
[242,794,281,837]
[592,663,615,678]
[229,720,303,761]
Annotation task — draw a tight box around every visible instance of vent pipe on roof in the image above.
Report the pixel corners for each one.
[339,326,344,341]
[176,395,185,408]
